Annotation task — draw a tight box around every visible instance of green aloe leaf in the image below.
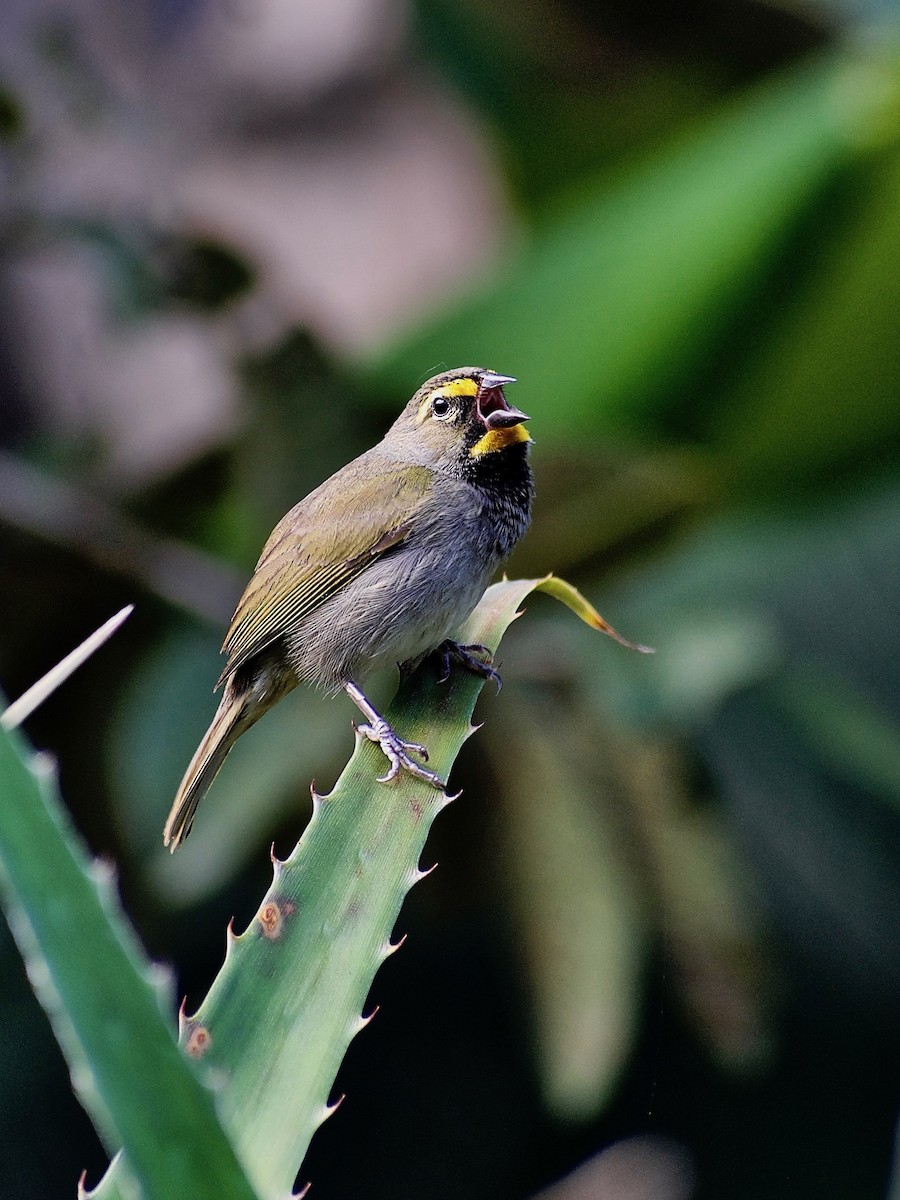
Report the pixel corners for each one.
[0,725,260,1200]
[92,576,639,1199]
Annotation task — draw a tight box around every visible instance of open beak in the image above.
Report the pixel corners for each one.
[477,373,529,429]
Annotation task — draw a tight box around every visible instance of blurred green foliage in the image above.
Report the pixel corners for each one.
[1,1,899,1198]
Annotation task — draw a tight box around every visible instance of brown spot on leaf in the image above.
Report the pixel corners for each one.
[259,900,282,938]
[185,1023,212,1058]
[259,897,295,939]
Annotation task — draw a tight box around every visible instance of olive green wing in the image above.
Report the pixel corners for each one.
[218,459,433,685]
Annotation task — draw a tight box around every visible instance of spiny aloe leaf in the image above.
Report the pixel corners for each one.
[93,575,642,1200]
[0,727,260,1200]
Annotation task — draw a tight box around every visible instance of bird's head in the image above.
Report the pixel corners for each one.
[391,367,530,471]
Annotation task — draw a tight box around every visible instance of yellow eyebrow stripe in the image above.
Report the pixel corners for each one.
[439,379,479,397]
[415,378,480,423]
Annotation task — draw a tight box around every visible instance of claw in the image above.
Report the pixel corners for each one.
[436,640,503,692]
[355,717,443,789]
[437,645,452,684]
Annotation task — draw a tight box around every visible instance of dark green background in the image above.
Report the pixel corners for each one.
[1,1,898,1197]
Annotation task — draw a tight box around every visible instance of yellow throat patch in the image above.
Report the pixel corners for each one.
[470,424,531,457]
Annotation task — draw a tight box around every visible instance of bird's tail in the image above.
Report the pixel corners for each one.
[163,686,253,852]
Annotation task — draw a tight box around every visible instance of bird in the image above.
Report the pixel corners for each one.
[163,367,533,850]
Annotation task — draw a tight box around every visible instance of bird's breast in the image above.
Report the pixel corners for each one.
[284,467,531,689]
[286,527,494,687]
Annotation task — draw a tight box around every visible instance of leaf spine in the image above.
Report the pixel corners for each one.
[314,1094,345,1128]
[381,932,407,959]
[86,856,117,892]
[270,851,287,891]
[354,1005,380,1033]
[309,778,327,810]
[223,916,238,962]
[411,861,438,886]
[30,749,58,782]
[436,787,462,811]
[177,995,192,1030]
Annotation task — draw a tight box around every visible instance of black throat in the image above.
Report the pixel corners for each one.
[461,441,534,559]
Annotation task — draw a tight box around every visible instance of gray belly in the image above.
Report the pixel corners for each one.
[285,534,496,690]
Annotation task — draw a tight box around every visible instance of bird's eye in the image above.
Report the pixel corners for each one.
[431,396,452,419]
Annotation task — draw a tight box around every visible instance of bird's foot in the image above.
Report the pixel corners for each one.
[356,717,443,788]
[344,678,444,789]
[436,640,502,692]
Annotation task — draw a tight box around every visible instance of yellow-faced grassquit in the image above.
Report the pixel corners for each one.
[163,367,532,850]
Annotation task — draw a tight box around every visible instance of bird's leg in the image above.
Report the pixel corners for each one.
[435,640,502,692]
[344,680,444,789]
